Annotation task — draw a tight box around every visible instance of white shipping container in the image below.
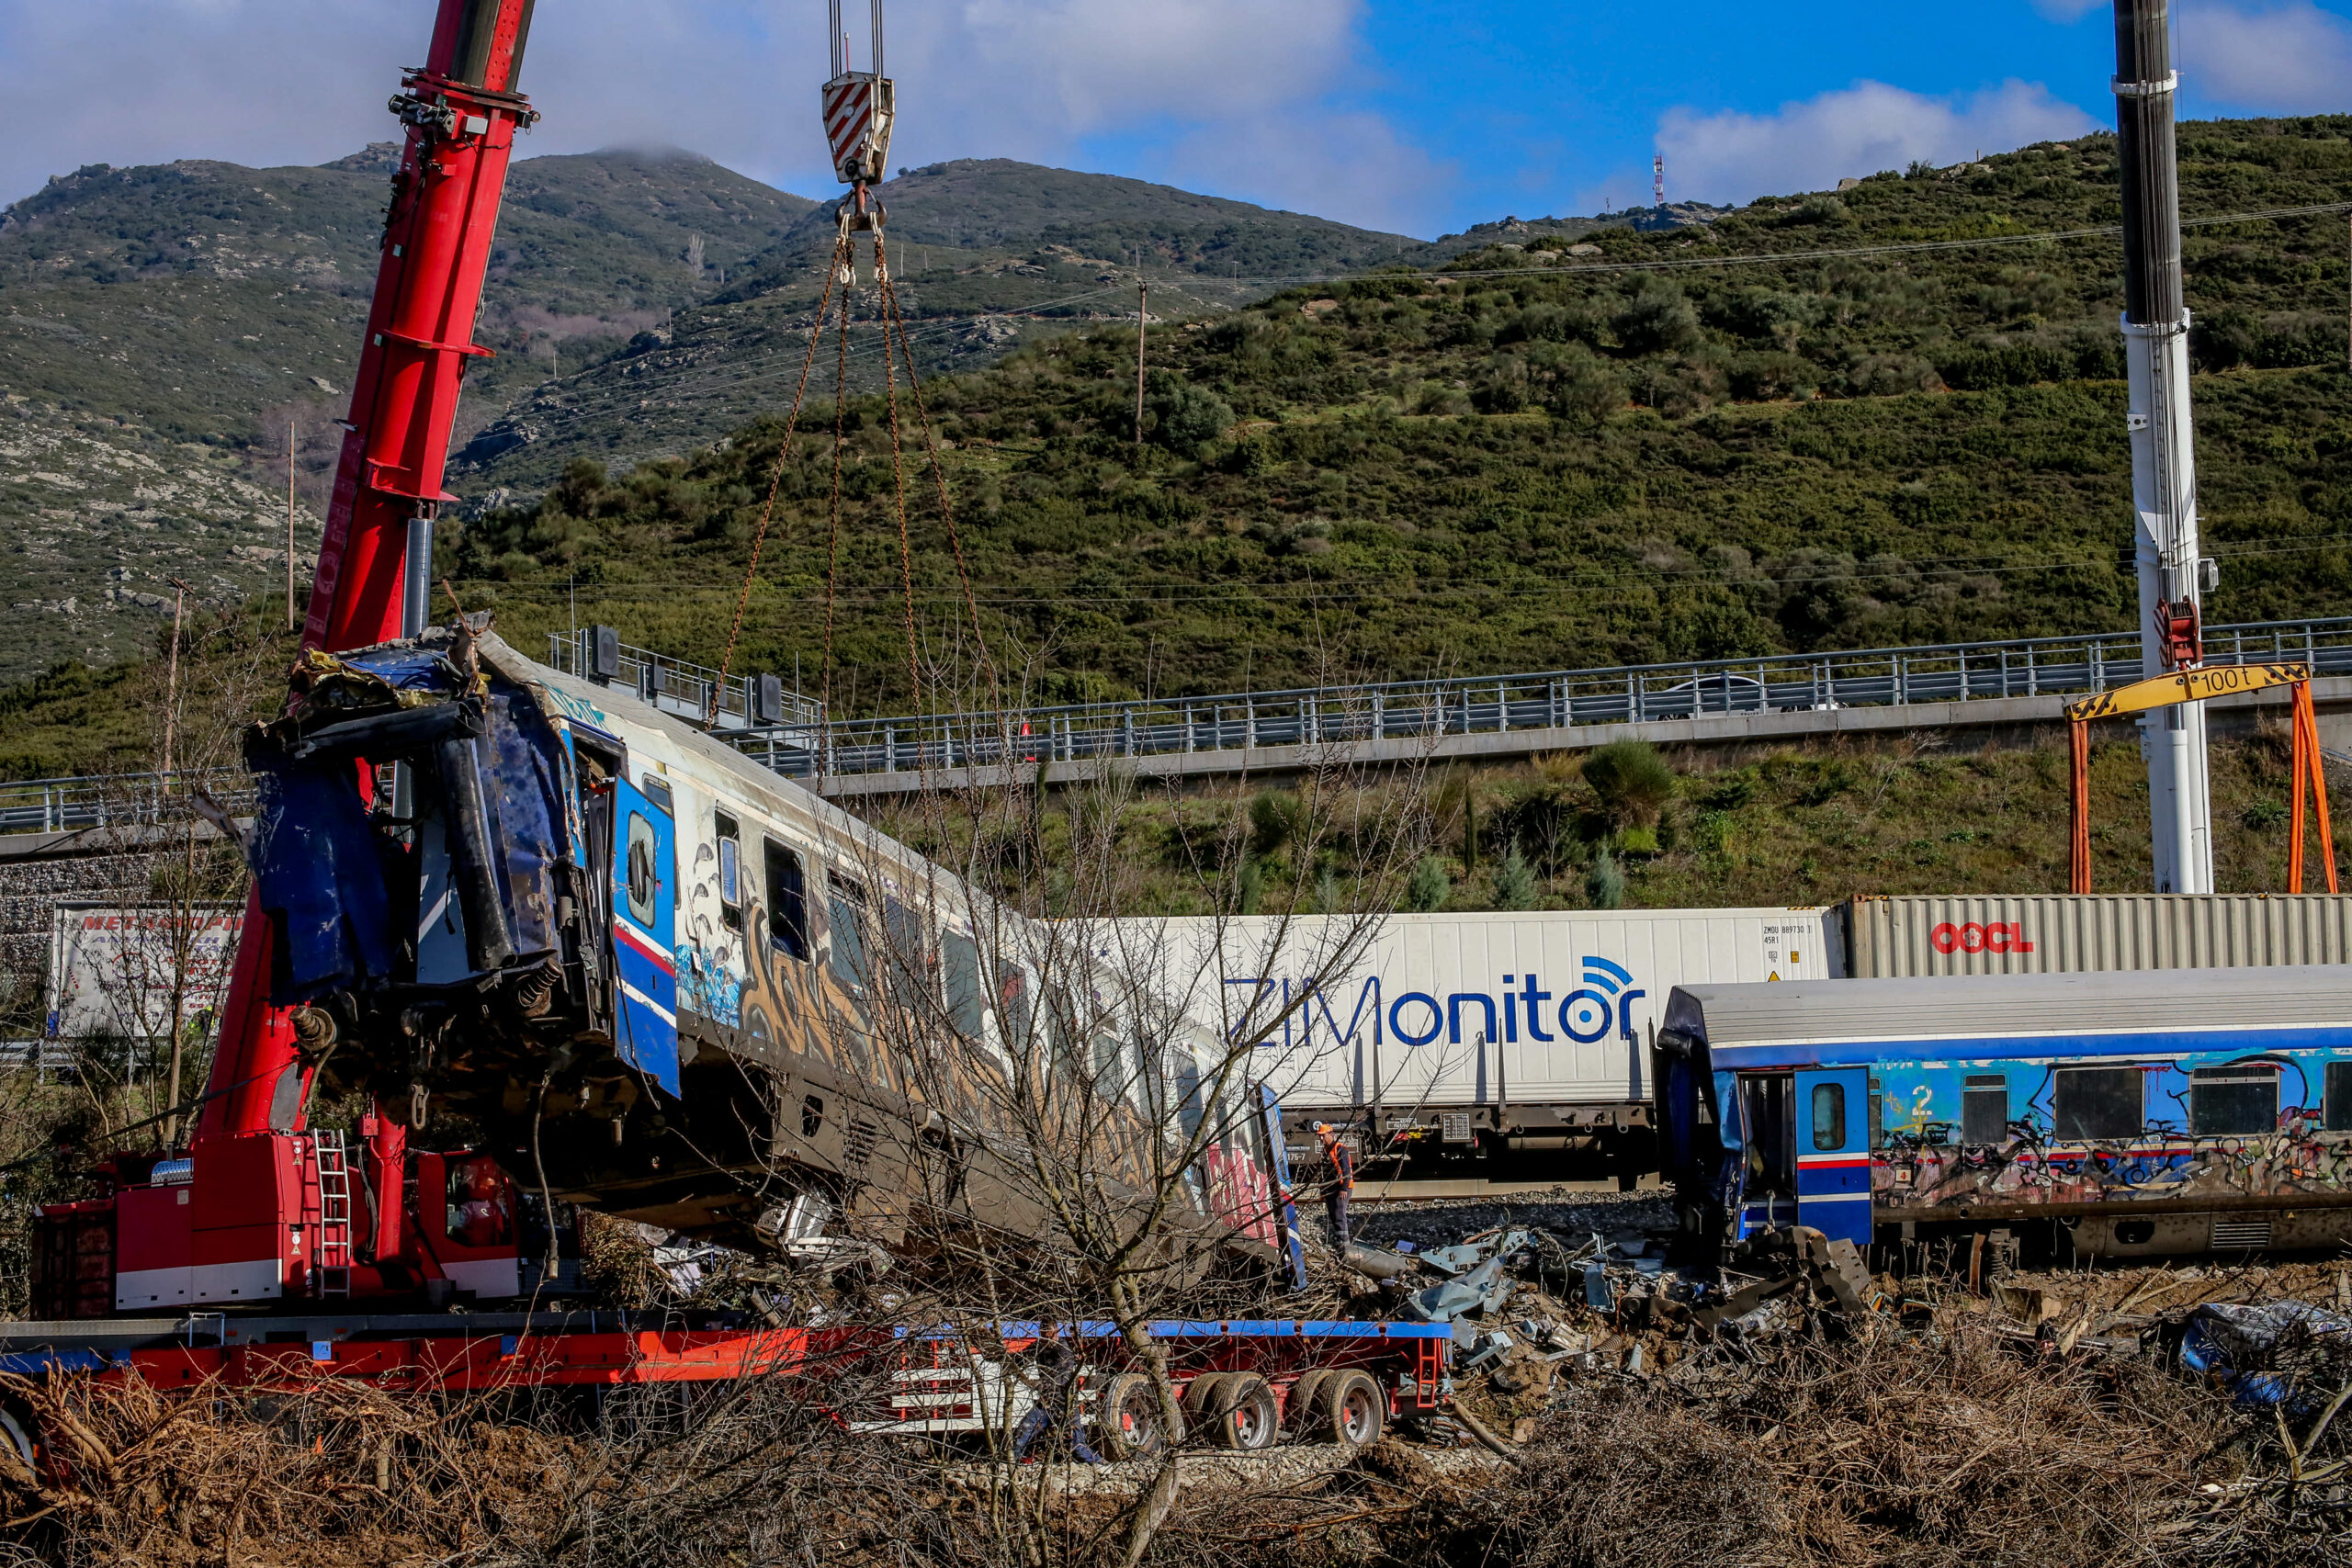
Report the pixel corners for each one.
[1126,908,1841,1122]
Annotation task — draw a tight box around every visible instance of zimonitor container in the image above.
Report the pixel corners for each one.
[1127,908,1841,1147]
[1844,894,2352,978]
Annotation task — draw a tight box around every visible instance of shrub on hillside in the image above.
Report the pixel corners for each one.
[1583,741,1676,827]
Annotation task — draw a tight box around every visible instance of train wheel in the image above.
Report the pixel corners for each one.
[1285,1370,1334,1438]
[1213,1375,1279,1451]
[1095,1372,1175,1461]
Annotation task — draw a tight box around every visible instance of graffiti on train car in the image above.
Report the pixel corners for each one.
[1867,1050,2352,1214]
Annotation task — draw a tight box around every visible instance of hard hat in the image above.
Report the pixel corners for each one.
[1313,1122,1333,1135]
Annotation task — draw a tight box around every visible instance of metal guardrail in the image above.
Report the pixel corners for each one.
[9,618,2350,820]
[544,630,826,737]
[0,770,252,836]
[748,616,2352,780]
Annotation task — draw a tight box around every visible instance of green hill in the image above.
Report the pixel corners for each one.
[0,145,815,445]
[436,115,2352,716]
[450,158,1444,490]
[0,149,1469,679]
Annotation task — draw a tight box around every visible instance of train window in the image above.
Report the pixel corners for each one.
[715,813,742,931]
[943,931,985,1037]
[827,874,870,991]
[884,897,935,999]
[996,961,1032,1053]
[1092,1029,1129,1106]
[1810,1082,1846,1150]
[2190,1064,2279,1137]
[2326,1062,2352,1133]
[1962,1076,2008,1145]
[623,813,658,925]
[641,773,673,815]
[2053,1066,2142,1141]
[763,840,809,962]
[1175,1051,1206,1142]
[1046,988,1083,1089]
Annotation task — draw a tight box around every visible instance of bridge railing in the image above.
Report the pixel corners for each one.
[760,616,2352,780]
[10,619,2350,818]
[544,630,825,737]
[0,769,253,836]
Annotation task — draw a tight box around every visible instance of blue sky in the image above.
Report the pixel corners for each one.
[5,1,2351,235]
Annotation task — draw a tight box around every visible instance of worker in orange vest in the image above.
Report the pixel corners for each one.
[1312,1122,1355,1250]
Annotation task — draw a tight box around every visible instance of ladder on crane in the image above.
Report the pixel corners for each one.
[305,1130,356,1299]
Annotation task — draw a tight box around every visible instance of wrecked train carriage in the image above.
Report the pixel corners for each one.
[1654,966,2352,1261]
[241,628,1295,1276]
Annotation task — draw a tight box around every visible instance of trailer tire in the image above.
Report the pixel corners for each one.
[1181,1371,1235,1444]
[1285,1370,1334,1438]
[1096,1372,1176,1461]
[1316,1371,1385,1449]
[1211,1374,1279,1451]
[0,1402,34,1487]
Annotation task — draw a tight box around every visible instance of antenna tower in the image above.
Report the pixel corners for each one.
[1652,154,1665,209]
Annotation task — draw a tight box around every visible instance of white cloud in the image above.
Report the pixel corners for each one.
[0,0,1443,232]
[1160,109,1451,235]
[1651,79,2099,208]
[2180,1,2352,113]
[2030,0,2107,20]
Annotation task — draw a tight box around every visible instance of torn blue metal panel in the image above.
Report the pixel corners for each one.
[483,679,568,960]
[245,757,398,1000]
[334,644,471,695]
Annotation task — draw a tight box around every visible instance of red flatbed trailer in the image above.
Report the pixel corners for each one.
[0,1314,1453,1457]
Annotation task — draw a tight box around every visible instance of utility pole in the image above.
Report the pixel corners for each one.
[162,578,191,780]
[1135,277,1148,446]
[2113,0,2213,892]
[285,421,297,633]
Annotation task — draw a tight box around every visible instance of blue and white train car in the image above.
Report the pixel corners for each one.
[1653,966,2352,1259]
[238,625,1298,1280]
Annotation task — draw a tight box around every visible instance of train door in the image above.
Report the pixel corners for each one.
[1734,1073,1798,1237]
[1793,1067,1871,1247]
[609,777,681,1095]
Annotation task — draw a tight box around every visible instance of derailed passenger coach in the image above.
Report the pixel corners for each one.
[1653,966,2352,1261]
[235,624,1299,1286]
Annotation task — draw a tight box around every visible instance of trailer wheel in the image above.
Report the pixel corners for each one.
[1211,1375,1279,1451]
[1180,1371,1235,1444]
[1095,1372,1176,1461]
[1285,1371,1334,1438]
[0,1403,34,1485]
[1317,1371,1385,1449]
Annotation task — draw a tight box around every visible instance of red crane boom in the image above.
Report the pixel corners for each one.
[63,0,543,1317]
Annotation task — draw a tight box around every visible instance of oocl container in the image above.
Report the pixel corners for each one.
[1844,894,2352,977]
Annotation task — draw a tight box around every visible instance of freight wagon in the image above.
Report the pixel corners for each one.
[1652,964,2352,1261]
[1127,909,1841,1173]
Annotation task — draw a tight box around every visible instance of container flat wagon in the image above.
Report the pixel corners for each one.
[1126,909,1840,1172]
[1653,964,2352,1261]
